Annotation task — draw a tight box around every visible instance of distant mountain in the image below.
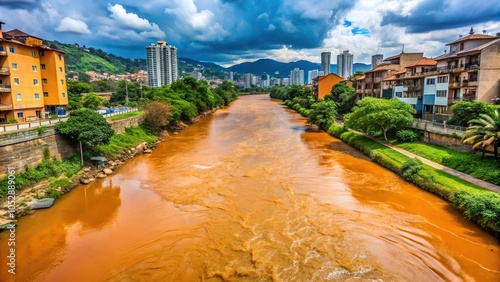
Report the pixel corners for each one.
[47,40,371,81]
[228,59,371,81]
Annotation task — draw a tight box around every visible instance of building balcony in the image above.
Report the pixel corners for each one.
[449,97,462,104]
[408,85,422,91]
[462,94,477,101]
[449,82,461,88]
[0,104,13,111]
[0,67,10,75]
[0,85,11,92]
[0,51,7,56]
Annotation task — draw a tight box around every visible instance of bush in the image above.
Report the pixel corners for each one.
[327,124,348,137]
[141,101,173,133]
[8,118,17,124]
[401,158,423,180]
[396,129,420,142]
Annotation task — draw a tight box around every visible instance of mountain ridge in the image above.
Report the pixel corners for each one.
[45,40,371,80]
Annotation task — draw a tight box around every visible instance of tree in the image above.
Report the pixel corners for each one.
[141,101,173,133]
[82,92,106,109]
[57,109,114,148]
[307,100,337,130]
[324,82,356,115]
[463,109,500,159]
[67,80,93,95]
[344,97,414,141]
[448,101,496,127]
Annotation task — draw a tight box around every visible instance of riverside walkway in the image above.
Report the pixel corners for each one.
[360,133,500,194]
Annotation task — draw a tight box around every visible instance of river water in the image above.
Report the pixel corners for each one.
[1,94,499,281]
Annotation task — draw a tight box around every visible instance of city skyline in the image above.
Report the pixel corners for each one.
[0,1,499,67]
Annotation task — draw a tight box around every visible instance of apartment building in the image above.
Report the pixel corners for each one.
[146,40,178,87]
[337,50,353,79]
[383,58,437,115]
[388,30,500,121]
[312,73,345,99]
[0,21,68,123]
[356,52,424,99]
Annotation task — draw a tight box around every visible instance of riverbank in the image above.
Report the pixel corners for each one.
[0,107,221,228]
[277,99,499,237]
[328,123,500,237]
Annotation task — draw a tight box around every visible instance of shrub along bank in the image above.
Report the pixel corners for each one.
[395,141,500,186]
[327,124,500,236]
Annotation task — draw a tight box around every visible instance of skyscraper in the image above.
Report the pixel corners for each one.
[372,54,383,68]
[290,68,304,85]
[337,50,353,79]
[146,41,178,87]
[321,52,331,75]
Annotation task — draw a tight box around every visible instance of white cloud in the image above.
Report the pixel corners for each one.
[107,4,156,30]
[55,17,91,34]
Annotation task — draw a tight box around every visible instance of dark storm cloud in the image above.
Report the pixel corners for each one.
[0,0,39,9]
[381,0,500,33]
[162,0,356,62]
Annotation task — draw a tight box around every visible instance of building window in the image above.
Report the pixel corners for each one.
[31,51,36,57]
[39,50,45,56]
[436,90,447,97]
[16,93,22,101]
[395,92,403,98]
[42,78,47,84]
[43,92,49,97]
[11,63,17,70]
[62,92,66,98]
[9,47,15,53]
[33,79,39,86]
[426,78,436,85]
[60,79,64,85]
[41,64,46,70]
[460,42,464,51]
[59,67,63,72]
[17,112,24,118]
[34,93,40,100]
[58,54,62,60]
[437,76,448,83]
[32,65,38,72]
[14,78,19,85]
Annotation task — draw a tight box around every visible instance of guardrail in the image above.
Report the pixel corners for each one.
[0,117,69,133]
[411,118,467,137]
[101,107,138,118]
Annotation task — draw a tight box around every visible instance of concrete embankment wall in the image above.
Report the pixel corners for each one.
[0,115,144,178]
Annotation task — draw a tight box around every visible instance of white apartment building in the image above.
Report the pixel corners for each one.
[146,41,178,87]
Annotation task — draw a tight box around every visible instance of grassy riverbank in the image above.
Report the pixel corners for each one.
[0,155,82,199]
[98,126,157,156]
[393,141,500,185]
[327,124,500,236]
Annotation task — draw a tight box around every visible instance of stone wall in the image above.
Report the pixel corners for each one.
[0,133,78,178]
[421,131,471,152]
[109,115,144,133]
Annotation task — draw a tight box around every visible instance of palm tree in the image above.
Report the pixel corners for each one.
[462,109,500,160]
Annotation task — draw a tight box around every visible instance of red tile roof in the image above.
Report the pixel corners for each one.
[446,33,495,46]
[4,29,42,40]
[405,58,437,67]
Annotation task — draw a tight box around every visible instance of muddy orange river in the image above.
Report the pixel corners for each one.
[1,94,499,281]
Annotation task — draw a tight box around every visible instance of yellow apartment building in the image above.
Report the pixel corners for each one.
[0,21,68,123]
[312,73,345,99]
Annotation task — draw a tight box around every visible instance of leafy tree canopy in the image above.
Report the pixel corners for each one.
[325,82,356,115]
[448,101,498,127]
[344,97,414,141]
[67,80,93,95]
[82,92,106,110]
[307,100,337,130]
[57,108,114,147]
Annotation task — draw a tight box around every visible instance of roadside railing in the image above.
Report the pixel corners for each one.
[101,107,138,118]
[0,117,69,133]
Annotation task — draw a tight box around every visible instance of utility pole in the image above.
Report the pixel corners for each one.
[125,81,129,104]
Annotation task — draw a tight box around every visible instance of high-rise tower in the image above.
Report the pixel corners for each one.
[321,52,331,75]
[337,50,353,79]
[146,41,178,87]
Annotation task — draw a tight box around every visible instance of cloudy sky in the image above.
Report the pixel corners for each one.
[1,0,499,67]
